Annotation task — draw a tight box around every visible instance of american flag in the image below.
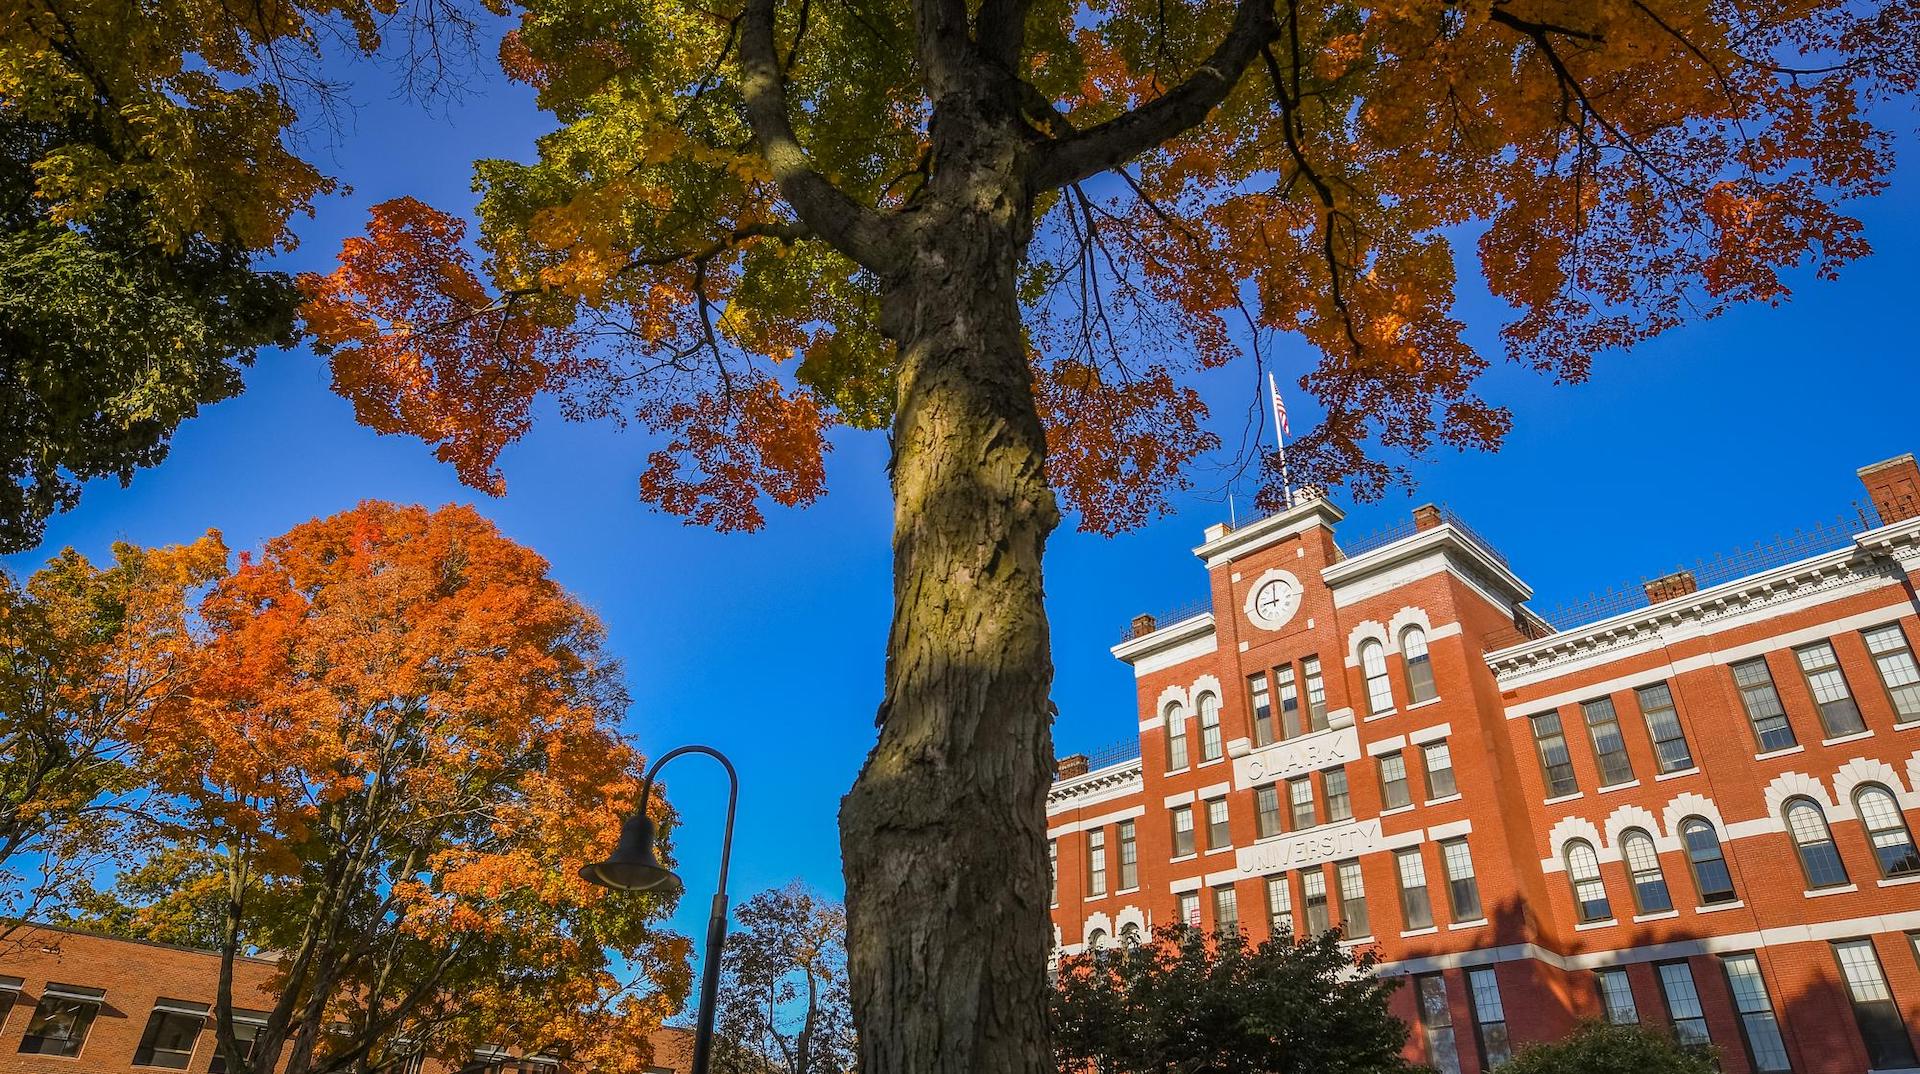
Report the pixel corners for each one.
[1268,373,1290,441]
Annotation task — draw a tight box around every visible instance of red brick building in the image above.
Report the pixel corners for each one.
[1048,453,1920,1074]
[0,924,690,1074]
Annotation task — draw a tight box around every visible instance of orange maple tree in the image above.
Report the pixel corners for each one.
[120,502,691,1074]
[294,0,1920,1068]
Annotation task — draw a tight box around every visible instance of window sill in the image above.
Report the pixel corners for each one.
[1380,804,1417,818]
[1694,899,1746,914]
[1205,845,1234,856]
[1170,853,1198,864]
[1754,745,1805,761]
[1543,791,1585,806]
[1114,886,1140,897]
[1878,875,1920,888]
[1632,910,1680,923]
[1897,719,1920,731]
[1575,918,1618,932]
[1599,779,1642,794]
[1425,793,1463,807]
[1084,893,1108,902]
[1364,708,1399,722]
[1165,766,1191,777]
[1823,730,1875,747]
[1197,758,1227,769]
[1656,767,1701,782]
[1338,936,1375,949]
[1806,884,1858,898]
[1448,919,1489,931]
[1405,697,1443,712]
[1399,926,1439,939]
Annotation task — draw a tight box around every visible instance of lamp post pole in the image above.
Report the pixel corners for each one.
[579,745,738,1074]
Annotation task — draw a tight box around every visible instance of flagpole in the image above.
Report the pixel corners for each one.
[1269,372,1295,508]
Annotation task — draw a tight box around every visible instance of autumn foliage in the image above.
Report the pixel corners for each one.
[297,0,1918,525]
[9,503,692,1074]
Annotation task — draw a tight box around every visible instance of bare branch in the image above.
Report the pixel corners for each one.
[1032,0,1278,190]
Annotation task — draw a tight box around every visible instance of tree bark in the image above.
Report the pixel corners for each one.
[840,95,1059,1074]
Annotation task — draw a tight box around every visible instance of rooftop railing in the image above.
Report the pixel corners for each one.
[1532,502,1884,634]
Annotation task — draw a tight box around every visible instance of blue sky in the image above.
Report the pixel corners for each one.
[7,41,1919,986]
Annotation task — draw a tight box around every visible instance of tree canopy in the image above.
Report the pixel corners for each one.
[711,882,856,1074]
[1050,924,1419,1074]
[37,502,691,1074]
[295,0,1920,525]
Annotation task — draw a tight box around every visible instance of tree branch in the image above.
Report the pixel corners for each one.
[974,0,1033,69]
[739,0,901,272]
[1032,0,1278,190]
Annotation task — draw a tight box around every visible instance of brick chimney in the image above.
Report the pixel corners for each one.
[1412,504,1444,532]
[1860,454,1920,524]
[1130,613,1157,637]
[1644,570,1698,604]
[1056,754,1089,779]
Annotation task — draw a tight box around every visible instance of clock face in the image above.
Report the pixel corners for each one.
[1245,572,1302,629]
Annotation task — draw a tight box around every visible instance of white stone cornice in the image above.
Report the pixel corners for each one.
[1192,496,1346,568]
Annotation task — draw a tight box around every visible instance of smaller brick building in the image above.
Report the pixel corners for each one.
[0,924,689,1074]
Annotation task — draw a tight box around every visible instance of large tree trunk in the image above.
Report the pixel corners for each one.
[840,104,1059,1074]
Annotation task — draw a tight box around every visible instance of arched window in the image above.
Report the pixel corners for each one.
[1401,626,1437,704]
[1360,639,1393,714]
[1620,828,1672,913]
[1564,840,1611,922]
[1679,818,1737,904]
[1856,785,1920,878]
[1118,921,1141,946]
[1197,691,1223,763]
[1784,798,1848,889]
[1164,701,1188,772]
[1087,928,1107,951]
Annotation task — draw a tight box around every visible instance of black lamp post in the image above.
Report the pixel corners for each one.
[579,745,738,1074]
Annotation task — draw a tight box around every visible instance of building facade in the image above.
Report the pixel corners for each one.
[0,924,690,1074]
[1048,453,1920,1074]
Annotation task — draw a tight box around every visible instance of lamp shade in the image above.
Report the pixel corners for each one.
[579,812,680,892]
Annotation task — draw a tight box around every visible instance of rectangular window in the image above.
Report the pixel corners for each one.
[1086,828,1107,897]
[1722,953,1790,1073]
[1396,849,1434,931]
[1303,656,1329,732]
[1302,868,1329,934]
[1657,961,1711,1049]
[1276,664,1302,740]
[1213,884,1239,936]
[1636,682,1694,773]
[1834,939,1917,1069]
[1423,740,1458,800]
[1865,624,1920,723]
[134,1003,207,1069]
[1206,797,1231,851]
[1797,641,1868,738]
[1468,968,1511,1068]
[1266,874,1292,935]
[207,1015,265,1074]
[1324,767,1353,822]
[1416,974,1462,1074]
[1178,891,1201,929]
[1732,658,1798,752]
[1530,712,1579,797]
[1440,837,1482,922]
[1199,696,1224,762]
[1117,821,1138,890]
[1249,672,1275,746]
[1048,839,1058,904]
[1581,697,1636,786]
[1171,805,1195,858]
[1167,713,1189,771]
[18,985,103,1057]
[1289,777,1316,830]
[1255,785,1282,838]
[1379,752,1412,810]
[1597,968,1639,1024]
[1336,859,1369,938]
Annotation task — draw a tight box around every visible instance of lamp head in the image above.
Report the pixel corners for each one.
[579,812,681,892]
